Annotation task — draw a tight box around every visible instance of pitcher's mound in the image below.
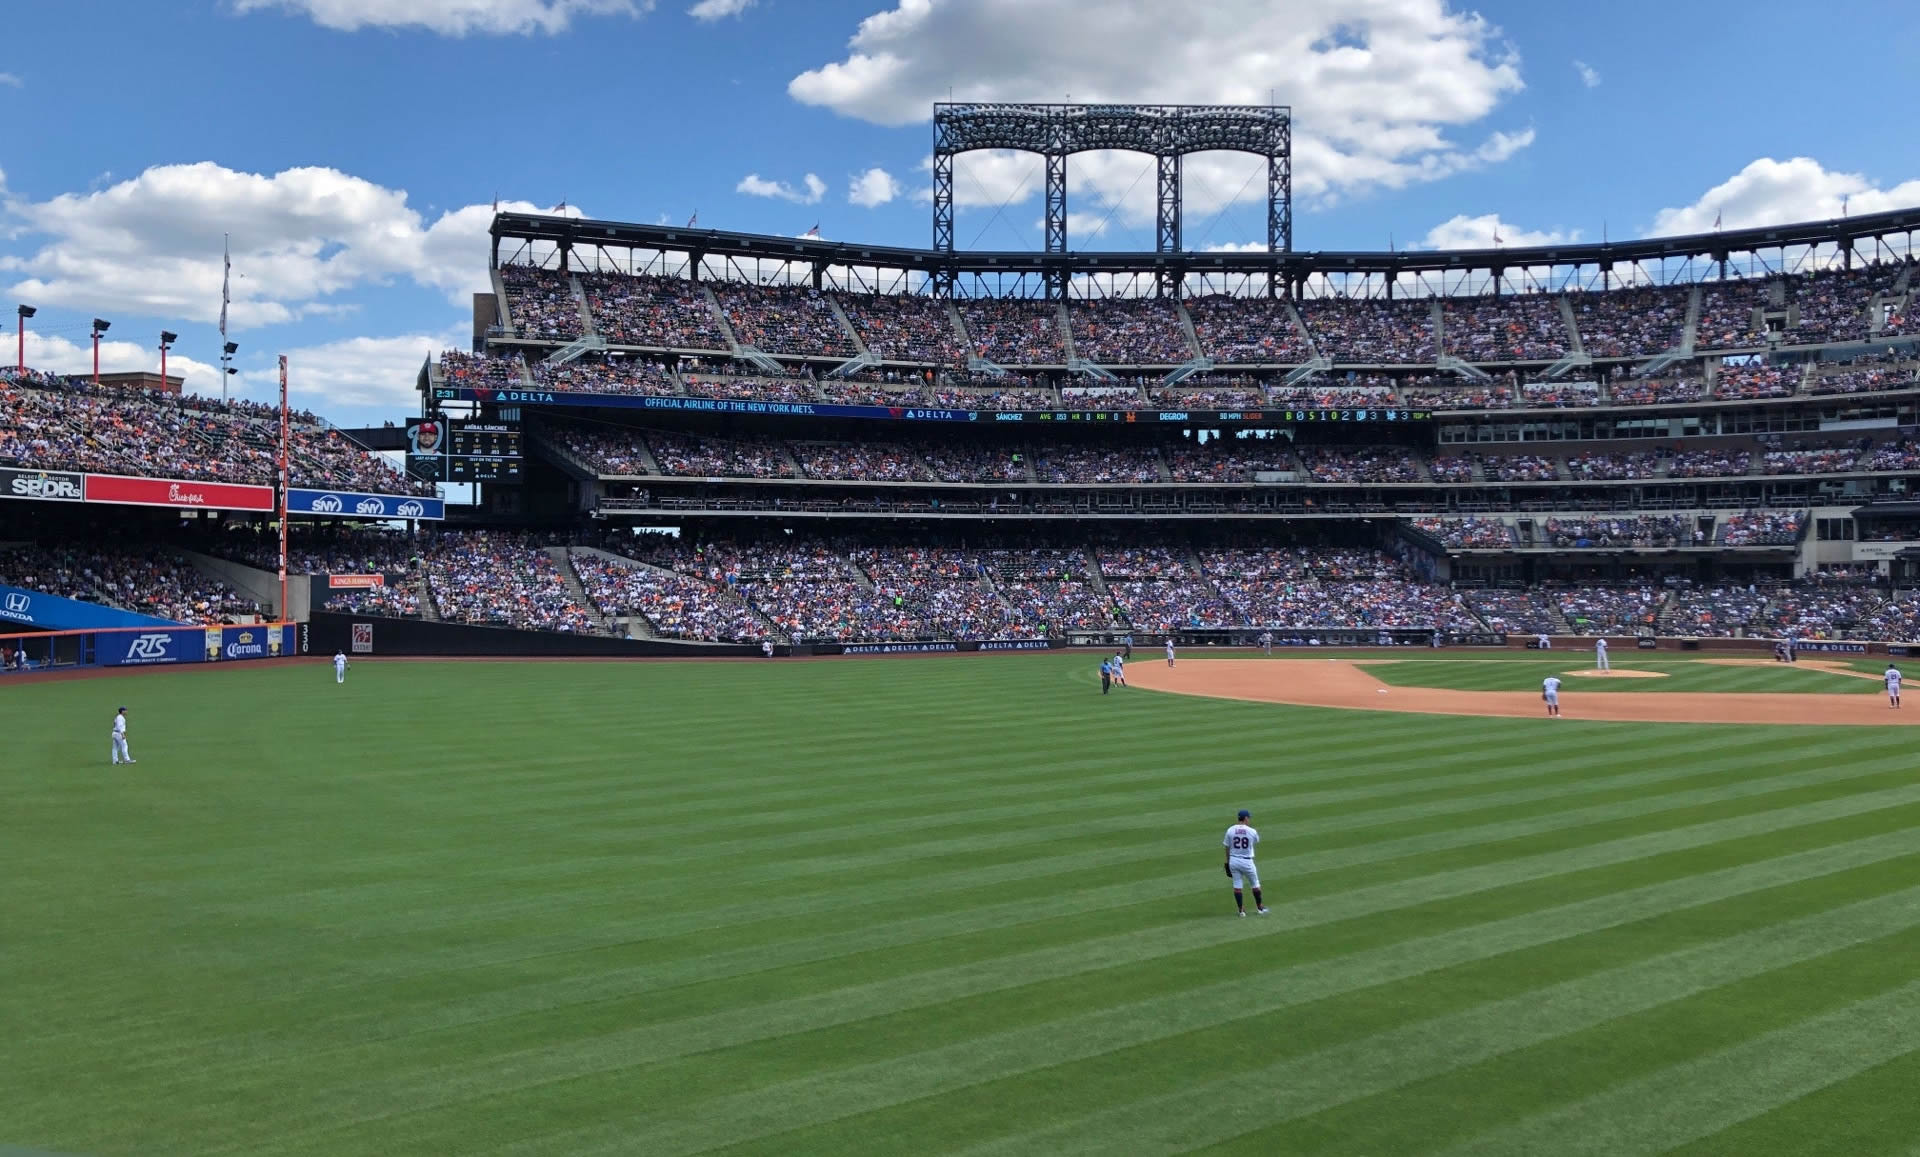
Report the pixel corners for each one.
[1565,668,1667,678]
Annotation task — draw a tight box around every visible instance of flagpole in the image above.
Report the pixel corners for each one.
[278,355,290,624]
[220,235,232,402]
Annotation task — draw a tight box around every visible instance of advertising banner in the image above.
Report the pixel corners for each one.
[0,467,85,503]
[351,621,374,653]
[328,574,387,589]
[430,386,1431,426]
[287,488,445,521]
[1794,640,1869,654]
[83,473,275,512]
[213,625,276,660]
[95,627,205,667]
[0,584,181,631]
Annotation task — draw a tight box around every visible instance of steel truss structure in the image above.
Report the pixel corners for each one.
[929,102,1292,297]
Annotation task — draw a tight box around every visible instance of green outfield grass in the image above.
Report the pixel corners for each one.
[6,654,1920,1155]
[1363,657,1882,694]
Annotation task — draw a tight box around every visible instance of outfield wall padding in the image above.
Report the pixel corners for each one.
[300,613,758,658]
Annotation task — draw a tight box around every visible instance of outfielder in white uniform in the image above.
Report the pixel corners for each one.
[1165,639,1176,668]
[111,707,135,765]
[1594,637,1610,672]
[1223,809,1267,916]
[1542,675,1562,717]
[1886,665,1902,708]
[334,651,349,684]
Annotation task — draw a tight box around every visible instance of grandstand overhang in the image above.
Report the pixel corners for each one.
[490,207,1920,294]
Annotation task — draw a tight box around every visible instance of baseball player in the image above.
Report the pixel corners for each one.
[1536,632,1552,651]
[111,706,135,765]
[333,651,349,684]
[1111,652,1126,686]
[1222,809,1266,916]
[1165,638,1176,668]
[1542,674,1562,717]
[1886,664,1902,708]
[761,640,775,658]
[1258,630,1273,655]
[1594,637,1610,672]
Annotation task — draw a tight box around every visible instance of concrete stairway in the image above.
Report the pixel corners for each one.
[1174,299,1204,360]
[825,296,869,357]
[548,547,615,634]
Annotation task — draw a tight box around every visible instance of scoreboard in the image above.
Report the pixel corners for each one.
[446,423,522,483]
[407,419,523,484]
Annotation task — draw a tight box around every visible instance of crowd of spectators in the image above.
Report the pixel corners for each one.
[439,350,526,388]
[1298,299,1437,363]
[569,551,764,642]
[0,543,259,623]
[680,372,818,403]
[1564,451,1660,480]
[1297,445,1422,483]
[960,300,1066,365]
[1541,515,1691,548]
[646,430,795,477]
[1719,510,1806,546]
[1068,299,1194,364]
[1271,383,1400,410]
[1552,584,1663,634]
[1715,365,1798,399]
[423,531,597,632]
[918,443,1031,483]
[1610,377,1707,405]
[1569,287,1690,358]
[500,265,583,341]
[1149,381,1268,410]
[1664,584,1769,636]
[794,441,926,482]
[1463,588,1556,634]
[1865,441,1920,472]
[1807,366,1917,395]
[1187,296,1311,364]
[324,585,421,618]
[1667,446,1752,478]
[1059,386,1147,411]
[1784,267,1877,344]
[711,283,857,358]
[1031,445,1162,484]
[1164,438,1297,482]
[1480,453,1560,483]
[838,293,965,364]
[1694,281,1770,350]
[1442,295,1568,361]
[1757,436,1864,475]
[1411,516,1512,548]
[929,385,1058,410]
[532,359,678,396]
[1760,585,1882,639]
[1427,455,1475,483]
[815,379,929,406]
[1404,384,1515,410]
[581,272,732,349]
[1521,381,1602,407]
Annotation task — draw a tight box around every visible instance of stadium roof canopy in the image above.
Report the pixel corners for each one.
[492,206,1920,289]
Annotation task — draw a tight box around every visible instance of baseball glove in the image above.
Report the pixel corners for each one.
[1223,863,1234,878]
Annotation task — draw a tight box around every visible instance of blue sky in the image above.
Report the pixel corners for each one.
[4,0,1919,425]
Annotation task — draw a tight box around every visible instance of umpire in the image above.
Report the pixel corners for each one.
[1100,658,1113,694]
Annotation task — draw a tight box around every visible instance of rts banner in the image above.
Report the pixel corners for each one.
[287,488,445,520]
[95,627,204,667]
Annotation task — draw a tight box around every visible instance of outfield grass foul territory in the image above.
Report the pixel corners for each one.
[7,654,1920,1155]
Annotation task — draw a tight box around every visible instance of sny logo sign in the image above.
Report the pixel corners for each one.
[310,494,345,513]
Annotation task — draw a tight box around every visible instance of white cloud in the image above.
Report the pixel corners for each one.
[688,0,754,19]
[848,167,902,207]
[238,329,468,409]
[231,0,646,35]
[1032,211,1111,239]
[1649,156,1920,236]
[23,328,221,395]
[0,73,22,89]
[1572,60,1600,88]
[1421,212,1578,249]
[791,0,1530,216]
[0,162,576,328]
[735,172,827,204]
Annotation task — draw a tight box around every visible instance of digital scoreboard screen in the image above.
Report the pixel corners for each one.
[407,420,523,484]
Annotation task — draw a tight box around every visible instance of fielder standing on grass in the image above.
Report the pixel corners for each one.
[1886,664,1902,708]
[1223,809,1267,916]
[110,706,135,765]
[334,651,349,684]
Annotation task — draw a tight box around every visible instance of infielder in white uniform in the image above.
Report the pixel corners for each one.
[1594,637,1610,672]
[1223,809,1267,916]
[1542,675,1562,717]
[111,706,135,765]
[1111,653,1125,686]
[1165,639,1176,668]
[1886,665,1902,708]
[333,651,349,684]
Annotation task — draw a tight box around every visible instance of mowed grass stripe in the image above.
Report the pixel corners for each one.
[1434,979,1920,1157]
[203,825,1920,1157]
[449,859,1920,1157]
[30,748,1917,1067]
[44,749,1917,1080]
[945,887,1920,1157]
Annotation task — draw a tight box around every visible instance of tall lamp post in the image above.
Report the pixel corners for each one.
[15,304,34,375]
[91,319,110,385]
[158,330,177,392]
[221,341,239,403]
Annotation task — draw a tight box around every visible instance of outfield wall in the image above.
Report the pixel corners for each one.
[299,613,759,658]
[0,621,294,670]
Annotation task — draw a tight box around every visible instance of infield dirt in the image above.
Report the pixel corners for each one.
[1129,658,1916,726]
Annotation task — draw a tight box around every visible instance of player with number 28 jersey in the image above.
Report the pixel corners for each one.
[1223,809,1267,916]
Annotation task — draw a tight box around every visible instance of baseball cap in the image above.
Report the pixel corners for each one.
[1237,809,1250,820]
